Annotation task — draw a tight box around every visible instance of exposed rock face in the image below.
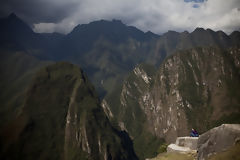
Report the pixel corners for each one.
[107,47,240,158]
[0,62,138,160]
[197,124,240,160]
[148,47,240,142]
[105,64,163,159]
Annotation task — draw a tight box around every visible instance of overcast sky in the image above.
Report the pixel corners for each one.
[0,0,239,34]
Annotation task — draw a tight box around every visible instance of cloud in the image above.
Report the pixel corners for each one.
[0,0,79,24]
[1,0,239,34]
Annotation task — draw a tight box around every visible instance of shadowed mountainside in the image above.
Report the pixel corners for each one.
[0,62,138,160]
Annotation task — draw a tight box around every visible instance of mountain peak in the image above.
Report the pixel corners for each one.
[112,19,123,24]
[1,13,33,34]
[193,27,206,33]
[145,31,159,39]
[6,13,24,24]
[182,31,189,34]
[8,13,18,19]
[68,19,148,44]
[163,30,180,37]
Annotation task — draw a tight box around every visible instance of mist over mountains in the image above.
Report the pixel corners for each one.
[0,13,240,160]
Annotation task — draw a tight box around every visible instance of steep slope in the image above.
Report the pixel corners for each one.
[58,19,159,97]
[0,62,138,160]
[230,31,240,47]
[105,64,164,159]
[0,13,35,49]
[0,49,52,128]
[107,47,240,159]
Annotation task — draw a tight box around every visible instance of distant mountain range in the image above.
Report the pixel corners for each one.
[0,13,240,160]
[1,13,239,98]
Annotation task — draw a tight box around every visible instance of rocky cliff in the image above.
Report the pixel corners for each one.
[0,62,138,160]
[106,46,240,159]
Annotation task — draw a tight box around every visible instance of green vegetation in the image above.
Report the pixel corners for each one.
[162,65,171,95]
[157,143,168,154]
[177,49,210,132]
[133,131,165,159]
[150,152,196,160]
[105,63,161,160]
[0,62,138,160]
[0,50,52,128]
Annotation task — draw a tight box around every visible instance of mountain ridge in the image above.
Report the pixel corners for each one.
[0,62,138,160]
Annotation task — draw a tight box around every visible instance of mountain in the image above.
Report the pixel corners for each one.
[66,19,154,50]
[0,49,52,129]
[1,13,240,160]
[1,13,239,99]
[57,19,160,97]
[0,13,64,59]
[0,13,35,50]
[230,31,240,47]
[146,28,239,66]
[0,62,138,160]
[105,46,240,159]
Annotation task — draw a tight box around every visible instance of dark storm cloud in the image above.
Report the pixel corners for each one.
[0,0,79,24]
[0,0,239,34]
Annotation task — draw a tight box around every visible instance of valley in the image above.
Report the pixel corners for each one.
[0,13,240,160]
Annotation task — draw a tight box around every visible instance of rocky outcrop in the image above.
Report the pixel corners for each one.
[167,137,198,153]
[197,124,240,160]
[0,62,138,160]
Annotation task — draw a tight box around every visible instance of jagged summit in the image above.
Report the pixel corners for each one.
[193,27,205,32]
[182,30,189,34]
[67,18,155,43]
[3,12,28,26]
[112,19,124,24]
[0,12,33,33]
[164,30,180,36]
